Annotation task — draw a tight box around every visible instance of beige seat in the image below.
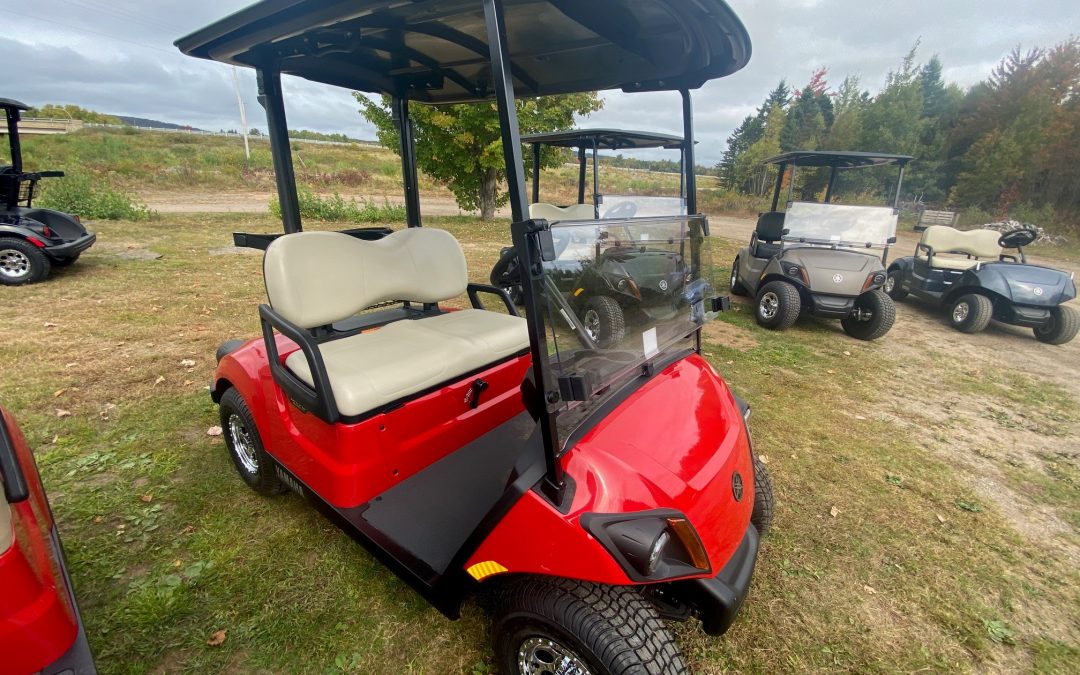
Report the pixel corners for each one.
[264,229,528,417]
[916,225,1001,271]
[529,202,595,221]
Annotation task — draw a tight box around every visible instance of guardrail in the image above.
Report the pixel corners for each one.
[1,118,85,135]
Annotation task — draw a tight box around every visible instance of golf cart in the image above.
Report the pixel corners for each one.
[0,98,96,285]
[886,225,1078,344]
[1,406,97,674]
[492,129,695,347]
[731,150,911,340]
[178,2,767,673]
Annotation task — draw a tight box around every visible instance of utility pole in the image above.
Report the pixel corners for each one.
[232,66,251,161]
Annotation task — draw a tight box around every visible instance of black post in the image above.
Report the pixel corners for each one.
[679,150,685,203]
[531,142,541,204]
[393,97,422,227]
[257,68,301,233]
[483,0,528,223]
[577,145,587,204]
[680,89,697,215]
[894,165,906,210]
[770,163,785,211]
[7,108,22,173]
[824,166,838,203]
[591,137,599,217]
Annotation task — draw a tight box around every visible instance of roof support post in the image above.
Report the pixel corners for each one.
[680,89,697,215]
[591,137,599,217]
[771,162,786,211]
[5,107,23,172]
[577,145,587,205]
[824,166,838,203]
[257,68,301,233]
[392,96,422,227]
[894,165,906,210]
[483,0,528,223]
[531,142,541,204]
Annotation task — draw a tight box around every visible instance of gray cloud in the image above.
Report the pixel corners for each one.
[5,1,1077,165]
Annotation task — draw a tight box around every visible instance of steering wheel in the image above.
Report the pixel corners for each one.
[489,246,519,287]
[602,201,638,219]
[998,227,1037,249]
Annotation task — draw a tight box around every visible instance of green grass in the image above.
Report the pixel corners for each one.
[1,214,1078,673]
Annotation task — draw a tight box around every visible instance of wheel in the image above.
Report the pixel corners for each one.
[0,237,51,285]
[494,577,686,675]
[751,456,774,536]
[883,269,907,301]
[841,290,896,341]
[729,257,748,296]
[950,294,993,334]
[1034,305,1080,345]
[581,295,626,348]
[51,253,81,268]
[219,388,286,496]
[754,281,800,330]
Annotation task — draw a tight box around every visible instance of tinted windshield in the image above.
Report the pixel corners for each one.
[782,202,897,247]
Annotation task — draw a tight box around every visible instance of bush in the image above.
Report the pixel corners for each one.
[269,186,406,223]
[34,173,154,220]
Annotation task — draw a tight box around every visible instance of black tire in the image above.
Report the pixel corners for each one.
[950,293,993,334]
[1034,305,1080,345]
[0,237,51,285]
[494,577,686,675]
[51,253,80,268]
[841,290,896,341]
[729,257,748,296]
[219,388,286,496]
[755,280,800,330]
[751,456,774,536]
[582,295,626,348]
[884,269,908,300]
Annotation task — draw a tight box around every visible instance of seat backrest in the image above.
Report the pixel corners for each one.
[756,211,786,242]
[529,202,595,221]
[264,229,467,329]
[920,225,1001,260]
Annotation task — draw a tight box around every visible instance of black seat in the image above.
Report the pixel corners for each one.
[750,211,786,259]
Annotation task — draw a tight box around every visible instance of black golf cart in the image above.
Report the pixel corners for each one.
[886,224,1078,344]
[178,1,765,673]
[0,98,96,285]
[731,151,910,340]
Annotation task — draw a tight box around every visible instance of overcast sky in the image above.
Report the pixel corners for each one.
[4,1,1077,165]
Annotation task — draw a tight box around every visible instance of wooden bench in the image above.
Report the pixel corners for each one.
[914,209,958,232]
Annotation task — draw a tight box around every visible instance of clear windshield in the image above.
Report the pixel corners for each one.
[782,202,897,248]
[533,216,714,440]
[599,195,687,219]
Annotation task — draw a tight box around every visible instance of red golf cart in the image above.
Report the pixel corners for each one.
[1,406,96,674]
[177,1,768,672]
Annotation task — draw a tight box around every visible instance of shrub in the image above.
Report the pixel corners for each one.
[269,186,406,223]
[34,173,154,220]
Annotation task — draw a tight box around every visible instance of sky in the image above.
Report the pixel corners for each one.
[3,0,1078,165]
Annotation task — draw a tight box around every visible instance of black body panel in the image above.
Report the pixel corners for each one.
[668,523,758,636]
[807,293,855,318]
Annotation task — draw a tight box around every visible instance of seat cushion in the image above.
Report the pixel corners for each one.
[915,253,979,271]
[752,240,782,259]
[420,309,529,359]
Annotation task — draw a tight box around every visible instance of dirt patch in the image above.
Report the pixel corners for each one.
[700,319,759,351]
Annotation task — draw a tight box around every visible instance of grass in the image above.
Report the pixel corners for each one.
[2,213,1077,673]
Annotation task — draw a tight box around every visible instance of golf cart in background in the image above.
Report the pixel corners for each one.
[886,225,1078,344]
[177,1,770,673]
[0,98,96,285]
[731,150,911,340]
[1,406,97,675]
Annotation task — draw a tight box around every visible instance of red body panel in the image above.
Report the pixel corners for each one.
[466,354,753,584]
[0,409,79,675]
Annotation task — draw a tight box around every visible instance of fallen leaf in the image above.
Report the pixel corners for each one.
[154,375,166,386]
[826,369,836,374]
[55,409,72,418]
[936,514,946,524]
[183,379,193,386]
[829,505,839,518]
[206,426,223,437]
[53,388,66,398]
[757,454,769,465]
[207,629,227,646]
[863,585,877,595]
[179,359,196,367]
[44,321,59,328]
[65,362,78,368]
[140,494,153,503]
[854,415,866,420]
[92,516,104,524]
[181,525,196,535]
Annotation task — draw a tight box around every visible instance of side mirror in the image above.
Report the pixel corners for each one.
[781,228,790,236]
[887,236,897,244]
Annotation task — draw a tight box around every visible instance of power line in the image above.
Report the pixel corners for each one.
[7,8,186,58]
[65,0,178,35]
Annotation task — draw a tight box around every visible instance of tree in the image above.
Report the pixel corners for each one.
[26,104,120,125]
[357,93,601,219]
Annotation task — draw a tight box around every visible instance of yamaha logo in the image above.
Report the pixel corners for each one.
[731,472,744,501]
[832,274,844,284]
[659,279,669,291]
[1033,287,1044,296]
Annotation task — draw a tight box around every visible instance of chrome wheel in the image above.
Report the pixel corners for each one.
[759,291,779,320]
[227,413,259,474]
[730,265,738,290]
[0,248,30,279]
[518,636,591,675]
[952,301,970,324]
[883,275,895,293]
[583,309,600,341]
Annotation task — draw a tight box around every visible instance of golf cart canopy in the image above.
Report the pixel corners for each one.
[523,129,684,151]
[763,150,913,169]
[175,0,751,103]
[0,98,30,113]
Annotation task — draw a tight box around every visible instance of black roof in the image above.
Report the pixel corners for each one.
[175,0,751,104]
[763,150,914,168]
[522,128,683,150]
[0,98,29,112]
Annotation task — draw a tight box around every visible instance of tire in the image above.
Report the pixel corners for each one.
[755,281,800,330]
[729,257,748,296]
[494,577,686,675]
[52,253,80,268]
[0,237,51,285]
[1034,305,1080,345]
[841,290,896,341]
[582,295,626,348]
[751,456,774,536]
[219,388,286,496]
[950,294,993,334]
[883,269,908,301]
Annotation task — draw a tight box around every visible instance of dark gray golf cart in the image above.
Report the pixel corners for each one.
[0,98,96,285]
[731,150,911,340]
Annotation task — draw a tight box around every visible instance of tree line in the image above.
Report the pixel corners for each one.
[719,39,1080,231]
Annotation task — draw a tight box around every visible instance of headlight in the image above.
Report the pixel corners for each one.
[862,272,887,291]
[582,510,711,581]
[785,264,810,285]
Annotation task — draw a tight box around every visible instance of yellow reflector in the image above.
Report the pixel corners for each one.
[466,560,508,580]
[573,288,585,297]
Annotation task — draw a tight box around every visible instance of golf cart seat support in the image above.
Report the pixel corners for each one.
[529,203,594,221]
[750,211,785,259]
[262,229,527,422]
[916,225,1002,271]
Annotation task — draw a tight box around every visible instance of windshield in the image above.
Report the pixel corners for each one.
[599,195,687,219]
[782,202,897,248]
[532,216,714,442]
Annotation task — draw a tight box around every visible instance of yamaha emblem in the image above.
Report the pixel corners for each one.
[731,472,744,501]
[1033,287,1044,296]
[832,274,844,284]
[659,279,669,291]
